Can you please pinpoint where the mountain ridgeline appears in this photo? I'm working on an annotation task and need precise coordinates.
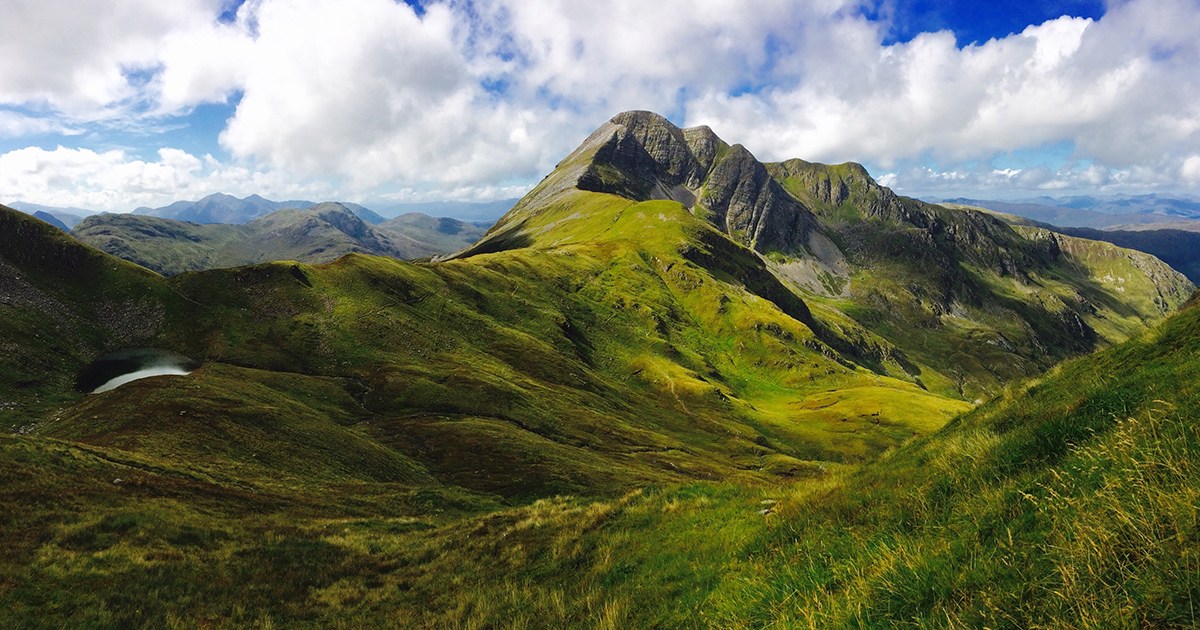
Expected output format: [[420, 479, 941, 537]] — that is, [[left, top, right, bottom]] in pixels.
[[71, 203, 486, 274], [0, 110, 1195, 627], [468, 110, 1191, 398]]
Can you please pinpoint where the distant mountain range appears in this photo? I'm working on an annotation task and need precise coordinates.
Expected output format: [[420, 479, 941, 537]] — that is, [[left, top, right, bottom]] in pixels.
[[941, 194, 1200, 229], [377, 199, 518, 222], [71, 203, 486, 275], [133, 193, 319, 224], [6, 201, 98, 229], [131, 193, 516, 224], [7, 193, 517, 230]]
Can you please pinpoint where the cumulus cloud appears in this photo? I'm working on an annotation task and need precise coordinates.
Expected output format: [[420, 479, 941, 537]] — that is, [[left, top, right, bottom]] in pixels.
[[879, 155, 1194, 199], [0, 0, 1198, 208], [0, 0, 225, 116], [0, 146, 334, 211], [688, 0, 1200, 173], [1182, 155, 1200, 185]]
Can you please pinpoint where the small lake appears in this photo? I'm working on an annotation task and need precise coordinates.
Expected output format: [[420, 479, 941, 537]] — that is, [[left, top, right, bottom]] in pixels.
[[76, 348, 200, 394]]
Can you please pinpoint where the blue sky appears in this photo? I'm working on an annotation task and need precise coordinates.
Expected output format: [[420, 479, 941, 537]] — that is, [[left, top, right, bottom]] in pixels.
[[1, 0, 1197, 211]]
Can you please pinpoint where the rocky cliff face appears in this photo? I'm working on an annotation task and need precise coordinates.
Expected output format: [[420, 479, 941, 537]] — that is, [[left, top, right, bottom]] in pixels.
[[700, 145, 820, 253], [560, 111, 828, 255]]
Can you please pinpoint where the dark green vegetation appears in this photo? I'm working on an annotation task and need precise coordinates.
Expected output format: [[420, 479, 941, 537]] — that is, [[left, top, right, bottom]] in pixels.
[[71, 204, 485, 275], [946, 202, 1200, 285], [377, 212, 487, 256], [1, 111, 1195, 627], [1051, 226, 1200, 284]]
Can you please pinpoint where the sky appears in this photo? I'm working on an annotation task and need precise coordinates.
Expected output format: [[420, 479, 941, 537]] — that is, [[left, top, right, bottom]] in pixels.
[[1, 0, 1198, 212]]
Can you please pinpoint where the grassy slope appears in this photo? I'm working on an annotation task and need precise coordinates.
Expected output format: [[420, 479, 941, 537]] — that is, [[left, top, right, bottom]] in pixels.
[[769, 161, 1193, 400], [4, 295, 1196, 627], [378, 213, 487, 256], [0, 207, 189, 423], [4, 195, 971, 493], [0, 187, 974, 626], [312, 293, 1200, 627], [69, 213, 255, 274]]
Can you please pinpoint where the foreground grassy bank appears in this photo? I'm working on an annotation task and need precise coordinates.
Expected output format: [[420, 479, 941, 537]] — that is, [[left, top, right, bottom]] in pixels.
[[4, 299, 1197, 628]]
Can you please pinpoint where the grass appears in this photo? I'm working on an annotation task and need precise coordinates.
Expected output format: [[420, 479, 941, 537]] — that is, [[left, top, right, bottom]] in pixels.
[[0, 138, 1195, 630], [766, 160, 1193, 400]]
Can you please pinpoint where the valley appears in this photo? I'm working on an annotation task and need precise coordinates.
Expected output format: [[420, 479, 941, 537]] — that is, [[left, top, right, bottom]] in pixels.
[[1, 111, 1196, 627]]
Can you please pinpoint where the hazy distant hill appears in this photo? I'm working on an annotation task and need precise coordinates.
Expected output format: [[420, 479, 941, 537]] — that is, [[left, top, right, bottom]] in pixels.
[[378, 212, 487, 255], [72, 203, 460, 274], [943, 195, 1200, 229], [1049, 193, 1200, 217], [376, 198, 518, 222], [6, 201, 96, 229], [133, 193, 318, 224], [31, 211, 69, 231]]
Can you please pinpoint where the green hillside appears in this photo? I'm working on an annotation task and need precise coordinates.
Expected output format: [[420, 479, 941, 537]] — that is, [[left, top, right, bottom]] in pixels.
[[0, 110, 1195, 627], [945, 201, 1200, 284], [379, 212, 487, 256]]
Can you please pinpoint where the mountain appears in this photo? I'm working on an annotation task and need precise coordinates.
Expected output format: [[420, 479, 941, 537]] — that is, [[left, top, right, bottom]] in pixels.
[[6, 201, 96, 228], [31, 211, 69, 231], [0, 111, 1194, 627], [1054, 192, 1200, 217], [1047, 227, 1200, 284], [375, 198, 517, 222], [337, 201, 387, 224], [71, 203, 447, 275], [133, 192, 319, 224], [944, 195, 1200, 229], [946, 202, 1200, 284], [378, 212, 487, 255], [468, 110, 1191, 399]]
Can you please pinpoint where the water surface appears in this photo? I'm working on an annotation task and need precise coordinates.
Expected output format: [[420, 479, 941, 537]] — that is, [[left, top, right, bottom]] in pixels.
[[76, 348, 199, 394]]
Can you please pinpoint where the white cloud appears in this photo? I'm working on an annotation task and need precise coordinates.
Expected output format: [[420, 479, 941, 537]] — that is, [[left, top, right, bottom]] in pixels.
[[880, 154, 1195, 199], [0, 0, 224, 116], [1, 0, 1198, 208], [683, 0, 1200, 194], [0, 146, 334, 211], [1183, 155, 1200, 185], [215, 0, 583, 193], [0, 111, 80, 137], [153, 18, 253, 114]]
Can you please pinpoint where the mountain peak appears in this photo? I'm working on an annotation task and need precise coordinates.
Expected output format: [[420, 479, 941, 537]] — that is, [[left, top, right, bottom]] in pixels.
[[608, 109, 673, 128], [200, 192, 239, 202], [472, 110, 826, 257], [574, 110, 708, 200]]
